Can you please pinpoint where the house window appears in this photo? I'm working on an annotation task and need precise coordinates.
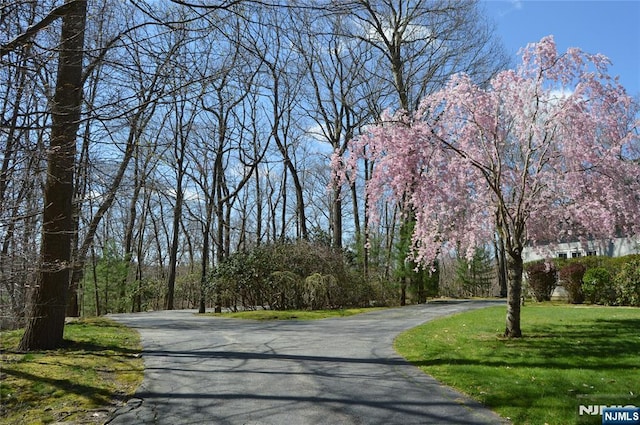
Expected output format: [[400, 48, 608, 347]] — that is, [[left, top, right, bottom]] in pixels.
[[586, 250, 597, 256], [572, 252, 582, 258], [558, 253, 568, 259]]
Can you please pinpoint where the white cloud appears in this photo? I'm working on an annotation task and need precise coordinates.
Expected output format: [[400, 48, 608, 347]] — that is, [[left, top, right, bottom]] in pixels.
[[495, 0, 524, 18]]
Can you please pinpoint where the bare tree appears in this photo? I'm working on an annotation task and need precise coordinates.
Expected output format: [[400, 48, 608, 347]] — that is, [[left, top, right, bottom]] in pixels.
[[187, 13, 267, 312], [292, 11, 373, 249], [1, 0, 513, 325], [1, 1, 58, 329], [163, 69, 195, 311], [343, 0, 508, 111], [68, 3, 184, 315], [245, 7, 311, 241]]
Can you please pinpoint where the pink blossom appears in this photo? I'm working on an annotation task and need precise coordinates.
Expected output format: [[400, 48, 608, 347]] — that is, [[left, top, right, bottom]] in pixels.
[[337, 36, 640, 268]]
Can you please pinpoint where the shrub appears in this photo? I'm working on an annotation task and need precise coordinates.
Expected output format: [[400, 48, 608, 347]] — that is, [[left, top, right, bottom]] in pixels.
[[269, 271, 302, 310], [559, 263, 586, 304], [211, 241, 381, 310], [582, 267, 615, 305], [615, 259, 640, 307], [525, 261, 557, 302], [552, 254, 640, 278]]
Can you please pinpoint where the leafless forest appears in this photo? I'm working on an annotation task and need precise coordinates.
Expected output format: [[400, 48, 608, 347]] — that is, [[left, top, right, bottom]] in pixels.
[[1, 0, 509, 332]]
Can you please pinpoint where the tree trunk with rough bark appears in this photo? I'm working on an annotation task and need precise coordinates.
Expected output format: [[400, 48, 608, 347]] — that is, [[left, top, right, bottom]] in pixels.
[[504, 249, 523, 338], [331, 189, 342, 249], [494, 235, 508, 298], [19, 0, 87, 351]]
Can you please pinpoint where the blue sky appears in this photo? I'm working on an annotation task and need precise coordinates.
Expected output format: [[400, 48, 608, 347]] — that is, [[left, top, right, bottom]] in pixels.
[[483, 0, 640, 97]]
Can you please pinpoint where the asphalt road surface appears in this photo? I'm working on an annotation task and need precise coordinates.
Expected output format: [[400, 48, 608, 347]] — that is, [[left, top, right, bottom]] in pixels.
[[107, 300, 509, 425]]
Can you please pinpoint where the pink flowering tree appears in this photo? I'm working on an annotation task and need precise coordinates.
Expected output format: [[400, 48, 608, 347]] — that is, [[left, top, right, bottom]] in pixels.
[[335, 36, 640, 337]]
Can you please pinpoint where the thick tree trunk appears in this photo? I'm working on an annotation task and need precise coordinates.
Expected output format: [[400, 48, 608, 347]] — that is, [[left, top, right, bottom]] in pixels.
[[331, 187, 342, 249], [494, 235, 508, 298], [19, 0, 86, 351], [504, 249, 523, 338]]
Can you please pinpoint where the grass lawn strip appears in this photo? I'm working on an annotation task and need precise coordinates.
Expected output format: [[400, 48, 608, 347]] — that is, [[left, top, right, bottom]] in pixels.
[[206, 307, 386, 320], [0, 318, 143, 424], [394, 304, 640, 425]]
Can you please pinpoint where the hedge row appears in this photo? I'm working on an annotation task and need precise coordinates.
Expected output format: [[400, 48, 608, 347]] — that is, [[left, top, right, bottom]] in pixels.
[[524, 254, 640, 306]]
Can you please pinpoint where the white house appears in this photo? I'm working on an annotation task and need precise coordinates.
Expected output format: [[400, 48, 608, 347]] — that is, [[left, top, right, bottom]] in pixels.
[[522, 237, 640, 263]]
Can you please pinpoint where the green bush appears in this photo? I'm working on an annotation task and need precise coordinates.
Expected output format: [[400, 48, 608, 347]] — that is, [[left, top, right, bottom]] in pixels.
[[553, 254, 640, 277], [211, 241, 386, 310], [582, 267, 615, 305], [525, 261, 557, 302], [526, 254, 640, 306], [614, 259, 640, 306], [559, 263, 586, 304]]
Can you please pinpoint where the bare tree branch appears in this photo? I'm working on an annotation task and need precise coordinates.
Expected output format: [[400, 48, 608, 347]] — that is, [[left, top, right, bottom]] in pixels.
[[0, 1, 80, 58]]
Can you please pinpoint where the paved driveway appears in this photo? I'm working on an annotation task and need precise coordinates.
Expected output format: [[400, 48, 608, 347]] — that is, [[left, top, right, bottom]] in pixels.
[[107, 300, 509, 424]]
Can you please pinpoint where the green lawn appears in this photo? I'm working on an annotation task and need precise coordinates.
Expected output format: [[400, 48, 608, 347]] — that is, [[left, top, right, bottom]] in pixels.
[[0, 318, 143, 424], [394, 304, 640, 425]]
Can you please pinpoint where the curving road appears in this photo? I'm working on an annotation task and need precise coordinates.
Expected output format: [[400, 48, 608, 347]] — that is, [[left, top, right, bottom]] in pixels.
[[107, 300, 509, 425]]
